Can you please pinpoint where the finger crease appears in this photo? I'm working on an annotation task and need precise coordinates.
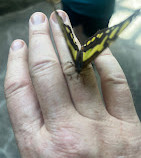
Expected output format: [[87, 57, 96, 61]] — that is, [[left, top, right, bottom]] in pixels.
[[5, 80, 32, 98]]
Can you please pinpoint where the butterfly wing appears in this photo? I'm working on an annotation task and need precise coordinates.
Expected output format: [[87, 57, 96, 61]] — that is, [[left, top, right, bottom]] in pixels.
[[80, 9, 141, 68], [54, 10, 80, 63]]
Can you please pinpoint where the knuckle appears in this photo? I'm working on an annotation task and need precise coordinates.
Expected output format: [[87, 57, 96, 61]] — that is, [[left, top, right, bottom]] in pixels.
[[103, 72, 127, 85], [31, 30, 49, 38], [30, 59, 60, 78], [4, 77, 31, 98], [62, 61, 76, 76], [62, 62, 94, 81]]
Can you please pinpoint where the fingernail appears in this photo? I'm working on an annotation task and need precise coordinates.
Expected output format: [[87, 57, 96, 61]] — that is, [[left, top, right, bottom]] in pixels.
[[31, 12, 46, 25], [11, 40, 24, 51], [51, 11, 67, 24]]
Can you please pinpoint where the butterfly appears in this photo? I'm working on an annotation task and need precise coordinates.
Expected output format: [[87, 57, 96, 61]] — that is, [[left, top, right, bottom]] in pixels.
[[49, 1, 141, 73]]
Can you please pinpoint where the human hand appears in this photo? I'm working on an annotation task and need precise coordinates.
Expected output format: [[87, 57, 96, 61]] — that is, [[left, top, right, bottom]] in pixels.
[[5, 10, 141, 158]]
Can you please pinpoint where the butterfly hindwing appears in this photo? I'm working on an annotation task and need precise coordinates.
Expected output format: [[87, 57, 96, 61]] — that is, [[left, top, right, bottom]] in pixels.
[[80, 9, 141, 68]]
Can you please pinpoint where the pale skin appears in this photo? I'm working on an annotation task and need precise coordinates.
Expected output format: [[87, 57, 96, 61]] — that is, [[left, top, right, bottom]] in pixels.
[[4, 10, 141, 158]]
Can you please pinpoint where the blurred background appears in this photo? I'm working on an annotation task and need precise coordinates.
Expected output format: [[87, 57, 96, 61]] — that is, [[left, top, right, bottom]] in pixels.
[[0, 0, 141, 157]]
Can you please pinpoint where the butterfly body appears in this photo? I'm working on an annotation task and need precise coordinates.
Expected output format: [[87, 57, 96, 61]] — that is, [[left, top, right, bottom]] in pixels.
[[75, 51, 83, 73], [49, 0, 141, 73]]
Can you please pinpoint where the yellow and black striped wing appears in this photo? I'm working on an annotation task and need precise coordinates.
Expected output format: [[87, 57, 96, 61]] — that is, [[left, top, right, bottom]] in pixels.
[[81, 9, 141, 67], [55, 10, 79, 62]]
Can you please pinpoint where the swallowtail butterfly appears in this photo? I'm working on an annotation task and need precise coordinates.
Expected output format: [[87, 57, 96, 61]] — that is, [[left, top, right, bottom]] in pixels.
[[49, 1, 141, 73]]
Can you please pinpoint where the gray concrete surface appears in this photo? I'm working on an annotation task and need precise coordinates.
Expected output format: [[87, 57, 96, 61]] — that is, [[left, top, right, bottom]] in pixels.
[[0, 0, 141, 157]]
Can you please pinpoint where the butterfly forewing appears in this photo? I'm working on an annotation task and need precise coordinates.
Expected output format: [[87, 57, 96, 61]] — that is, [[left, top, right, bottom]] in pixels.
[[55, 11, 79, 62]]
